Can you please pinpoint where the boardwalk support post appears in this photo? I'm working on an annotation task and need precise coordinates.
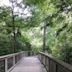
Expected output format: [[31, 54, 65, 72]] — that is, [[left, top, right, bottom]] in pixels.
[[5, 58, 8, 72], [13, 56, 15, 65]]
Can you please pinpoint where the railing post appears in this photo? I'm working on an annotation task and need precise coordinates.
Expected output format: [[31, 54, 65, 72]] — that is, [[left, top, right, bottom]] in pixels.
[[13, 56, 15, 65], [5, 58, 8, 72], [20, 53, 22, 59]]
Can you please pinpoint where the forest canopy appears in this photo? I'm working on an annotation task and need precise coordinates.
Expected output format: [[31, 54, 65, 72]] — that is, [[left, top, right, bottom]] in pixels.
[[0, 0, 72, 64]]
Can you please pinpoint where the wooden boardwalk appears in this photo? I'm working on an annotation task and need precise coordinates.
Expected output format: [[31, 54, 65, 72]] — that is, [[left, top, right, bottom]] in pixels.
[[10, 56, 46, 72]]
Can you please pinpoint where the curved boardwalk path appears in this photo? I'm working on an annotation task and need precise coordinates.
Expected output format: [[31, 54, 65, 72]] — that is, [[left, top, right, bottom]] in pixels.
[[10, 56, 46, 72]]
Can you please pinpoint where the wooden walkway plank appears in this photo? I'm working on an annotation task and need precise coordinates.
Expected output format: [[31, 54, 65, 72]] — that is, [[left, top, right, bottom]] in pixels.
[[10, 56, 46, 72]]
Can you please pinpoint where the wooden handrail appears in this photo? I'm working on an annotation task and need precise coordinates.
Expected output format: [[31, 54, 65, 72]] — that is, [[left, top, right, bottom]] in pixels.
[[0, 51, 24, 72], [39, 52, 72, 72], [0, 52, 23, 61]]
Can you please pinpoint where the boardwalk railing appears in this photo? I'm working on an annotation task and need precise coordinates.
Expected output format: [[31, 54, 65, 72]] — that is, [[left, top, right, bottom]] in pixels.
[[0, 51, 37, 72], [0, 51, 25, 72], [39, 52, 72, 72]]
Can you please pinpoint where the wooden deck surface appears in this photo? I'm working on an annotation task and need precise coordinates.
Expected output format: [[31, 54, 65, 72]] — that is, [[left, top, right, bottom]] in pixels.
[[10, 56, 46, 72]]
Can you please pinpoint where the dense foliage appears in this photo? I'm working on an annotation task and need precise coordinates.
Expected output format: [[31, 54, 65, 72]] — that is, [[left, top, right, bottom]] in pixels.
[[25, 0, 72, 64], [0, 0, 72, 64]]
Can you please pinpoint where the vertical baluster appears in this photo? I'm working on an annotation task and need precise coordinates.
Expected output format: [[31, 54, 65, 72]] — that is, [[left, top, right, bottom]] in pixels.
[[43, 55, 45, 65], [39, 54, 41, 61], [49, 59, 50, 72], [46, 57, 49, 72], [21, 53, 23, 58], [40, 54, 42, 62], [45, 56, 46, 66], [13, 56, 15, 65], [5, 58, 8, 72]]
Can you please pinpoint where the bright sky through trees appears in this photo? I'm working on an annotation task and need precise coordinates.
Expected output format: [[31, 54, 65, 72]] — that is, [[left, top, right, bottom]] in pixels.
[[0, 0, 32, 17], [0, 0, 10, 6]]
